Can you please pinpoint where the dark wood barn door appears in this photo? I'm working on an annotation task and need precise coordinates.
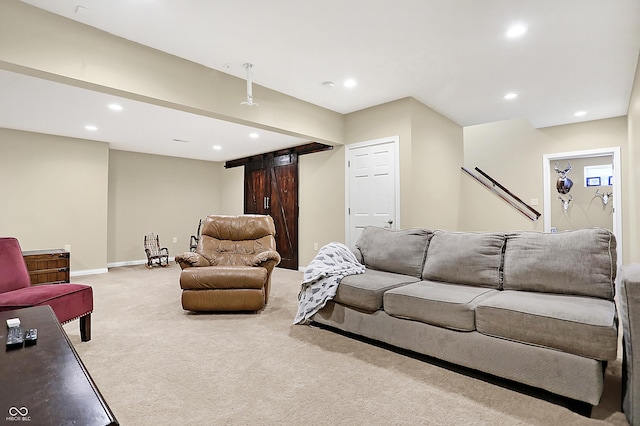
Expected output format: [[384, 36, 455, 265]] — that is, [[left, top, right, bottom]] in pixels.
[[244, 153, 299, 270]]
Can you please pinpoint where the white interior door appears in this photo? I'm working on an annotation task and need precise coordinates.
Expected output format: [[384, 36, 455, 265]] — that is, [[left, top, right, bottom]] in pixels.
[[346, 137, 399, 246]]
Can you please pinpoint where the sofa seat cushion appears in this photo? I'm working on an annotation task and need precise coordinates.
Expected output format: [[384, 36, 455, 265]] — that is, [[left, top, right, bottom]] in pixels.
[[355, 227, 432, 277], [476, 290, 618, 360], [384, 281, 499, 331], [0, 284, 93, 324], [422, 231, 505, 289], [502, 228, 616, 300], [334, 269, 420, 312], [180, 266, 267, 290]]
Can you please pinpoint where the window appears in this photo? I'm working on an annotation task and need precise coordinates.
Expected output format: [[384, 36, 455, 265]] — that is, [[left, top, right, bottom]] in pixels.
[[584, 164, 612, 187]]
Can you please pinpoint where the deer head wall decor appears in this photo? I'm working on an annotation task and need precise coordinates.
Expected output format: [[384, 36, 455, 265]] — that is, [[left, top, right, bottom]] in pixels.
[[595, 189, 612, 206], [555, 161, 573, 194], [558, 194, 573, 212]]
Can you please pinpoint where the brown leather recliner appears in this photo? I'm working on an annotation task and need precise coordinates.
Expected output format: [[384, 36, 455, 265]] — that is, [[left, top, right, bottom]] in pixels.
[[175, 215, 281, 312]]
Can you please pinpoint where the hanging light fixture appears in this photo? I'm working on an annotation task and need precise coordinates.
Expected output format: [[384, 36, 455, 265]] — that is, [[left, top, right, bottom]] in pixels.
[[241, 63, 258, 106]]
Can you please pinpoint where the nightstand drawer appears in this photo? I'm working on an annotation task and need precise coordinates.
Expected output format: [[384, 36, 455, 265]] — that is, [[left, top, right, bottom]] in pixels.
[[22, 249, 70, 285]]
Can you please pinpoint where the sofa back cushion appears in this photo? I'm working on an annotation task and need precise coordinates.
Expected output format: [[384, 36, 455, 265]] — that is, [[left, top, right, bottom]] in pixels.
[[422, 231, 506, 289], [355, 227, 432, 278], [502, 228, 616, 300]]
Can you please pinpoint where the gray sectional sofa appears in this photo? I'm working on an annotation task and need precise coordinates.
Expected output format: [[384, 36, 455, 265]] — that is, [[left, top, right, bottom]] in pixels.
[[311, 226, 619, 408], [619, 264, 640, 425]]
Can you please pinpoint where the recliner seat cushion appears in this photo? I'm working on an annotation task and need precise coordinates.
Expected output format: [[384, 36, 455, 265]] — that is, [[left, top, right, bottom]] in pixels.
[[384, 281, 499, 331], [355, 227, 432, 278], [334, 269, 420, 312], [422, 231, 505, 289], [502, 228, 616, 300], [180, 266, 268, 290], [475, 290, 618, 360]]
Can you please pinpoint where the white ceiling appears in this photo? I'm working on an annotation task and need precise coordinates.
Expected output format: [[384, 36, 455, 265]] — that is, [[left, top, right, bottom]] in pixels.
[[3, 0, 640, 162]]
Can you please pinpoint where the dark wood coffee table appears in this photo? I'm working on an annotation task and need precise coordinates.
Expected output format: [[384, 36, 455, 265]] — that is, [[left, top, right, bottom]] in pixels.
[[0, 305, 118, 425]]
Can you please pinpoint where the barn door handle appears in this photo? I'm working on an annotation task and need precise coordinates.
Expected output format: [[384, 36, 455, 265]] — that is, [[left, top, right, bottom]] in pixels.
[[266, 197, 270, 209], [264, 196, 270, 210]]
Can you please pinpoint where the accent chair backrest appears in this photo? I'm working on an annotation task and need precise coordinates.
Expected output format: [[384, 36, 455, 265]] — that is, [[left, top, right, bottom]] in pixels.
[[0, 237, 31, 293], [197, 215, 277, 266]]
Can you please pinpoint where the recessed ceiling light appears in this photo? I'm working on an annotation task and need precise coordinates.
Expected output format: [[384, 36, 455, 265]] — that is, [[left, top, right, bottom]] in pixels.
[[504, 92, 518, 100], [344, 79, 357, 88], [85, 125, 97, 131], [506, 24, 527, 38], [574, 111, 588, 117], [322, 81, 335, 88], [108, 103, 123, 111], [212, 145, 222, 151], [172, 138, 189, 143], [249, 132, 259, 139]]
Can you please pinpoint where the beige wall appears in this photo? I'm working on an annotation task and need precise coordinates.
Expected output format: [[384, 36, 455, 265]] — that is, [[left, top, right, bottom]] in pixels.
[[461, 119, 546, 232], [462, 116, 628, 257], [218, 166, 245, 216], [207, 95, 464, 267], [298, 147, 346, 266], [1, 0, 638, 269], [627, 53, 640, 263], [344, 97, 463, 231], [107, 150, 223, 264], [345, 98, 412, 228], [0, 128, 108, 272], [409, 99, 463, 230]]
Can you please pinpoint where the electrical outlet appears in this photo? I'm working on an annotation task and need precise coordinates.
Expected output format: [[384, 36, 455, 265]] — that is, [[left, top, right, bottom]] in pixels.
[[530, 198, 539, 206], [313, 243, 318, 251], [172, 237, 177, 243], [64, 244, 71, 252]]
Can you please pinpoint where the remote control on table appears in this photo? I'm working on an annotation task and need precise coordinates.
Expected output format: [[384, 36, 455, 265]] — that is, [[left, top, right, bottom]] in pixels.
[[6, 326, 24, 349], [24, 328, 37, 346]]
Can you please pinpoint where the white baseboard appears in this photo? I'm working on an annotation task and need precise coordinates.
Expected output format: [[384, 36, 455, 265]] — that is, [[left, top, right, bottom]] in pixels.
[[107, 257, 175, 269], [71, 268, 108, 277]]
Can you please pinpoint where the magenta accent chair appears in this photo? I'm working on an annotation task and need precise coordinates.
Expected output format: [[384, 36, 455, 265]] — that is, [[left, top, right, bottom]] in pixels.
[[0, 237, 93, 341]]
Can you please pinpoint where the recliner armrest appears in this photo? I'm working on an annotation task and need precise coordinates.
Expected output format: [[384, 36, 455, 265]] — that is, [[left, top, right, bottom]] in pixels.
[[175, 252, 210, 269], [619, 263, 640, 425], [252, 250, 281, 267]]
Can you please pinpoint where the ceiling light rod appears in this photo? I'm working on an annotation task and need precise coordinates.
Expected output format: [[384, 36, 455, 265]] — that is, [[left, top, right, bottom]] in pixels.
[[241, 63, 258, 107]]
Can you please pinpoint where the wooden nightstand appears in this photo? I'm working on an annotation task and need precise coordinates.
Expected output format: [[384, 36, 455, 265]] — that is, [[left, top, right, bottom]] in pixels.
[[22, 249, 70, 285]]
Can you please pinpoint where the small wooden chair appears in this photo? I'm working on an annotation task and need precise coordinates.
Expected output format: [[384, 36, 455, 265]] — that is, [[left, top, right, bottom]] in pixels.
[[189, 219, 203, 252], [144, 233, 169, 268]]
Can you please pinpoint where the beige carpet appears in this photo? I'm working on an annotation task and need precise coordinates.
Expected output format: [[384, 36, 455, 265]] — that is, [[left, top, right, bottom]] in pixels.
[[64, 265, 629, 425]]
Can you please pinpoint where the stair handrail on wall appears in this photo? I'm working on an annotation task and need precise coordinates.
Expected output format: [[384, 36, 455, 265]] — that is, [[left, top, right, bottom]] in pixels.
[[462, 166, 541, 222]]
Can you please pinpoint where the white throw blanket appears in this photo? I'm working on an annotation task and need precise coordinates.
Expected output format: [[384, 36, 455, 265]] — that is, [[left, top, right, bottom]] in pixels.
[[294, 242, 365, 325]]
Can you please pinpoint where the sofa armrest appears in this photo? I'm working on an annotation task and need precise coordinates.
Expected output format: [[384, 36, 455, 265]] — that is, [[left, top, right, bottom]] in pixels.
[[175, 252, 209, 269], [619, 264, 640, 425], [349, 245, 364, 265]]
